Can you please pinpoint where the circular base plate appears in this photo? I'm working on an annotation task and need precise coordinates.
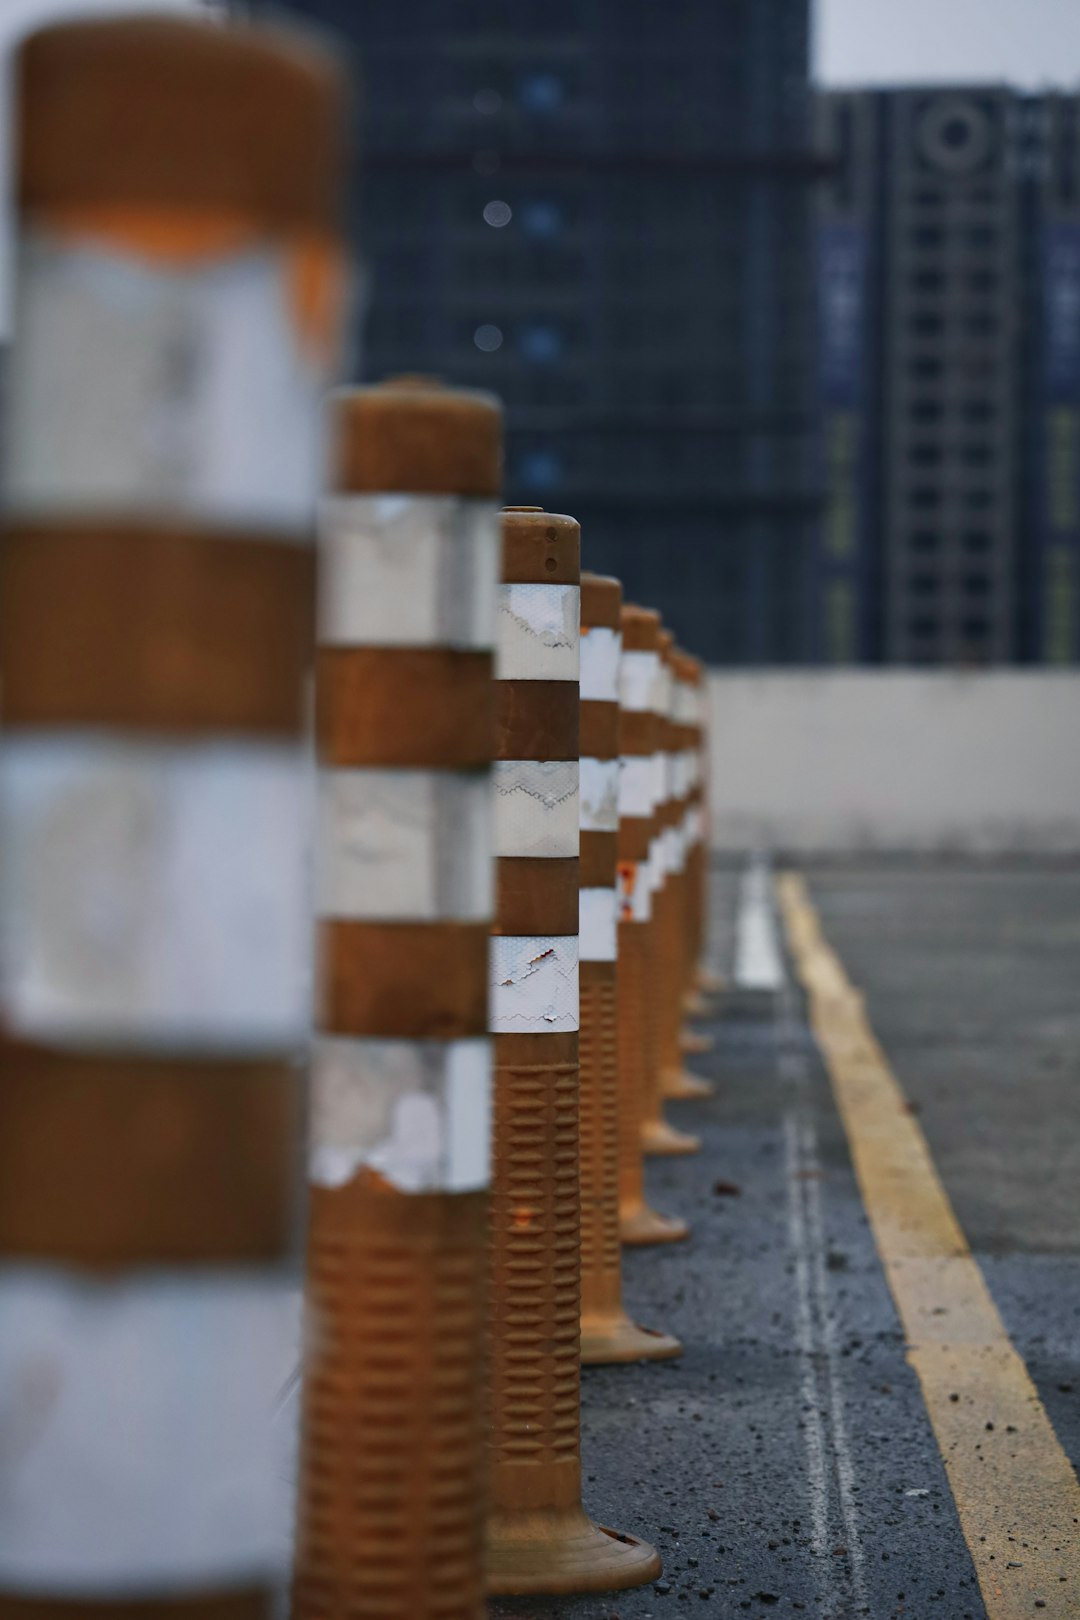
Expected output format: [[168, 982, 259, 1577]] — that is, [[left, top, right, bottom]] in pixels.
[[680, 1028, 715, 1055], [642, 1118, 701, 1157], [581, 1310, 683, 1365], [661, 1065, 714, 1101], [682, 990, 714, 1019], [487, 1506, 662, 1595], [696, 967, 726, 994], [620, 1203, 690, 1246]]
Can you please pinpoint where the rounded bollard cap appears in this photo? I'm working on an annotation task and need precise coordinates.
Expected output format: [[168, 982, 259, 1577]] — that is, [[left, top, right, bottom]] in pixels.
[[581, 571, 622, 629], [17, 15, 346, 231], [621, 603, 660, 650], [333, 377, 504, 497], [501, 506, 579, 584]]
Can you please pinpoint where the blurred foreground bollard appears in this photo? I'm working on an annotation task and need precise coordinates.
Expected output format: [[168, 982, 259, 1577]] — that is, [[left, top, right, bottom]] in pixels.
[[578, 575, 681, 1366], [294, 379, 502, 1620], [0, 16, 344, 1614], [487, 512, 660, 1594], [640, 632, 700, 1157], [685, 656, 721, 1000], [616, 608, 689, 1247], [661, 650, 714, 1100]]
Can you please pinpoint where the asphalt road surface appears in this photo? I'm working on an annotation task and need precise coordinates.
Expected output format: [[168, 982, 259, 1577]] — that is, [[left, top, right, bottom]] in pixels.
[[492, 859, 1080, 1620]]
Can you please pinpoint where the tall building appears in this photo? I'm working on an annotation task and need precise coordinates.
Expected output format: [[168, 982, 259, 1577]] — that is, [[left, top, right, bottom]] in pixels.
[[817, 86, 1080, 665], [242, 0, 820, 663]]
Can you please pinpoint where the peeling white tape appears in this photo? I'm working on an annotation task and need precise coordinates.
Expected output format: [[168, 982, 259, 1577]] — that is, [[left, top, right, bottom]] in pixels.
[[489, 935, 579, 1033], [579, 887, 617, 962], [496, 583, 579, 681], [580, 756, 619, 832], [0, 1265, 299, 1592], [4, 233, 333, 533], [0, 735, 310, 1050], [619, 649, 658, 712], [493, 760, 579, 859], [310, 1036, 491, 1193], [318, 494, 499, 649], [317, 768, 492, 921], [580, 626, 621, 702]]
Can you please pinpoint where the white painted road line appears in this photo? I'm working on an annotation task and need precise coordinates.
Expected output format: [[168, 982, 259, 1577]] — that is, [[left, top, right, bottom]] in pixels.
[[735, 853, 784, 991]]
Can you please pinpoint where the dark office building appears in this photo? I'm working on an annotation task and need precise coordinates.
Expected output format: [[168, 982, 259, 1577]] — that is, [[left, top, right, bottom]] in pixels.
[[243, 0, 820, 663], [816, 86, 1080, 665]]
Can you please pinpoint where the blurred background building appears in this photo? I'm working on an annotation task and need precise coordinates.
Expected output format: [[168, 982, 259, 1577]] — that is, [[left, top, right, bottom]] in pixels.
[[241, 0, 822, 664], [816, 86, 1080, 665]]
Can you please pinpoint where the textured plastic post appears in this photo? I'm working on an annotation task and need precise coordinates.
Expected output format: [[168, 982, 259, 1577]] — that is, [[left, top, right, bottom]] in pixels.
[[0, 17, 345, 1616], [578, 575, 682, 1365], [293, 377, 503, 1620], [660, 649, 714, 1101], [486, 513, 661, 1594], [688, 657, 723, 997], [616, 608, 690, 1247], [639, 631, 700, 1157]]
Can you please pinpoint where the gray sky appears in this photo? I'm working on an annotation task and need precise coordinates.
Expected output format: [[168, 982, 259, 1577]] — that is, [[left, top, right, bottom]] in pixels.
[[815, 0, 1080, 88]]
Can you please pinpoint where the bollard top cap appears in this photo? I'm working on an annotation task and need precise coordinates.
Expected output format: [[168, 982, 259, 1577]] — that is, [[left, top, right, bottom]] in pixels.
[[621, 604, 660, 650], [501, 507, 579, 585], [17, 15, 346, 233], [333, 378, 504, 496], [581, 572, 622, 630]]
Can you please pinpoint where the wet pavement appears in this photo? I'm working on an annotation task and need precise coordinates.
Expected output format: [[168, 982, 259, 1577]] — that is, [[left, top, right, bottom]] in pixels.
[[492, 860, 1080, 1620]]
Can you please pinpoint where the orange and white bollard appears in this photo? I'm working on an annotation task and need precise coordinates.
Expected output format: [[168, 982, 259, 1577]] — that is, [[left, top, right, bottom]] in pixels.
[[293, 379, 503, 1619], [487, 512, 661, 1594], [578, 575, 681, 1365], [616, 607, 690, 1246], [0, 17, 344, 1614], [641, 631, 700, 1157], [662, 650, 715, 1096]]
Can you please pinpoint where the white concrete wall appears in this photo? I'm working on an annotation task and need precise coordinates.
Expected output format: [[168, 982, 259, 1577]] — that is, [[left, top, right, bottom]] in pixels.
[[707, 671, 1080, 854]]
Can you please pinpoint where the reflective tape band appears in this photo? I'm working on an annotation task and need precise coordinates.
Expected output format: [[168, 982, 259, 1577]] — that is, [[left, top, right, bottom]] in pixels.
[[493, 759, 579, 859], [618, 752, 664, 818], [310, 1036, 491, 1193], [317, 767, 493, 922], [619, 648, 658, 712], [579, 626, 620, 702], [0, 734, 309, 1050], [652, 661, 673, 717], [580, 755, 619, 833], [617, 859, 651, 922], [489, 934, 579, 1033], [0, 1265, 299, 1591], [579, 886, 617, 963], [4, 231, 335, 533], [495, 582, 579, 681], [317, 494, 499, 650]]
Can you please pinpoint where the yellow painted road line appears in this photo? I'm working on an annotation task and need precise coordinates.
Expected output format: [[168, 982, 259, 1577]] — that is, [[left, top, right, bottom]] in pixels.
[[776, 871, 1080, 1620]]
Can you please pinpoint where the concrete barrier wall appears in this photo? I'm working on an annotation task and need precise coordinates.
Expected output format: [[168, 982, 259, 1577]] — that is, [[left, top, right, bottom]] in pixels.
[[707, 671, 1080, 854]]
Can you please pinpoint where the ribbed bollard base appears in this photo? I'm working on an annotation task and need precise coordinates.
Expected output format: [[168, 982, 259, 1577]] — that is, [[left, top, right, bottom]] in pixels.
[[486, 1506, 662, 1595], [680, 1029, 715, 1056], [661, 1063, 714, 1100], [0, 1599, 270, 1618], [581, 1308, 682, 1364], [294, 1178, 488, 1620]]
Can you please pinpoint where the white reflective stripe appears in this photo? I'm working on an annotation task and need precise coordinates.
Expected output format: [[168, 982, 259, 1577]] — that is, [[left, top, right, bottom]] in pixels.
[[579, 887, 617, 962], [490, 935, 579, 1033], [674, 682, 696, 724], [496, 583, 579, 680], [617, 859, 651, 922], [0, 1266, 298, 1591], [310, 1036, 491, 1193], [618, 753, 664, 818], [0, 735, 310, 1051], [579, 626, 620, 702], [687, 805, 703, 843], [619, 649, 657, 711], [644, 839, 665, 896], [669, 823, 687, 875], [318, 494, 498, 650], [579, 756, 619, 833], [4, 232, 332, 532], [317, 768, 492, 921], [652, 661, 674, 717], [493, 760, 578, 858]]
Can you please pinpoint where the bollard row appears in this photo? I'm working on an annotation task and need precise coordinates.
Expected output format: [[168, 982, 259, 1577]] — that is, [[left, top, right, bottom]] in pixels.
[[0, 16, 721, 1617]]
